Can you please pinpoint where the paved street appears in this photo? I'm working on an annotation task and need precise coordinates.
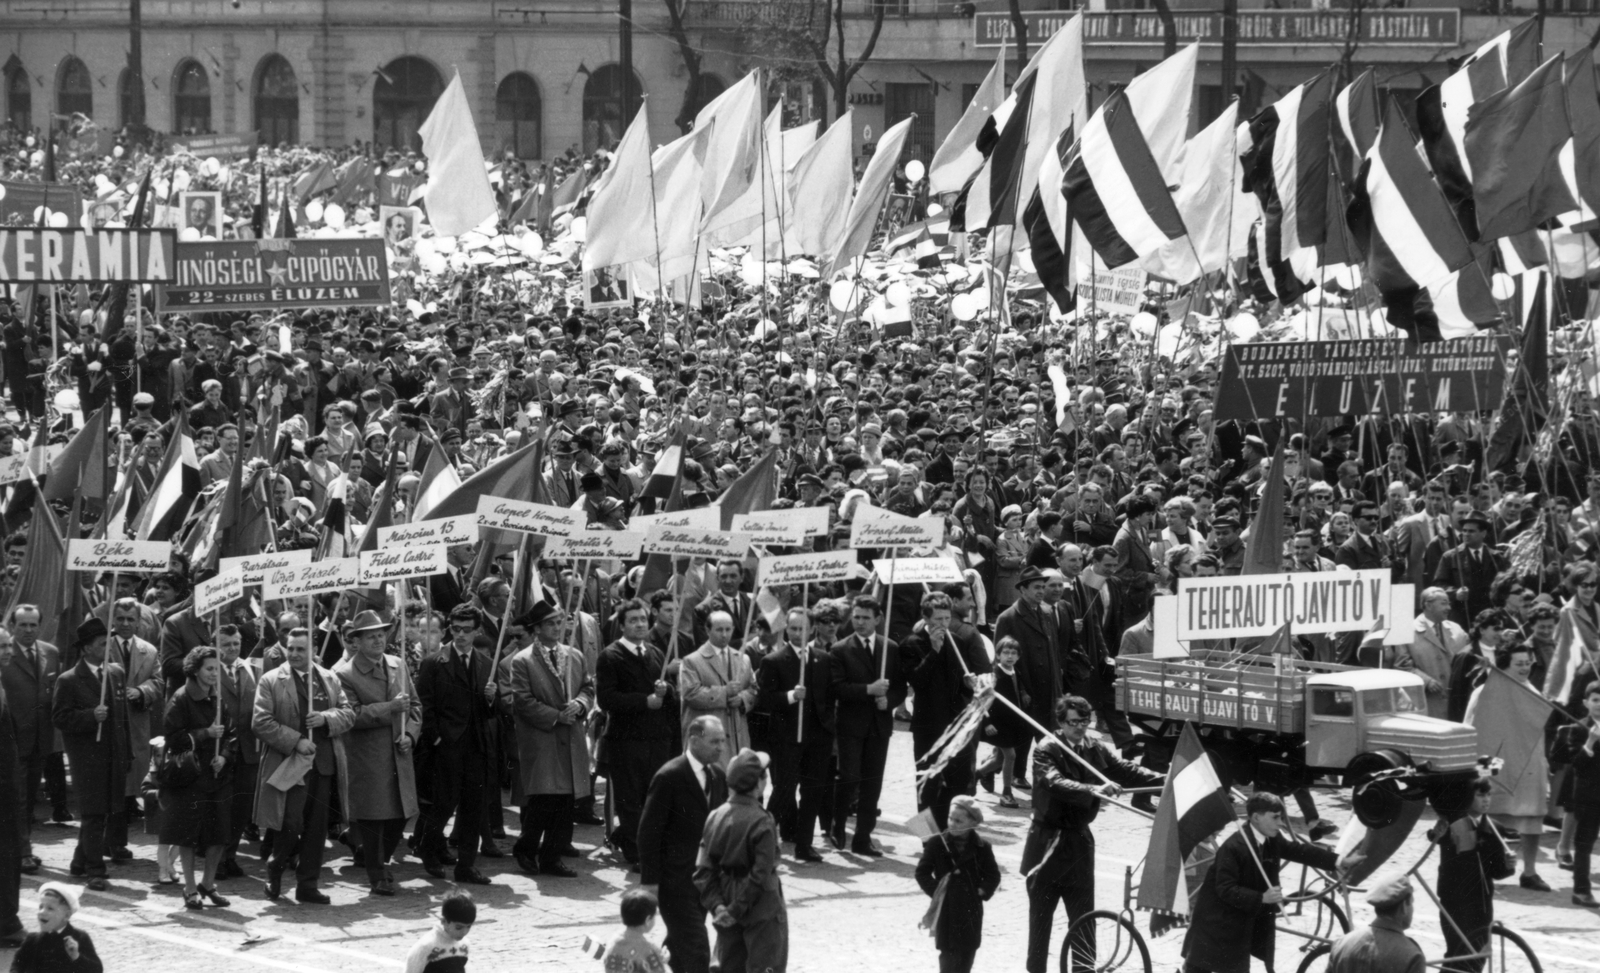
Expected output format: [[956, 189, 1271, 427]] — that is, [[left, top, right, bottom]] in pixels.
[[4, 727, 1597, 973]]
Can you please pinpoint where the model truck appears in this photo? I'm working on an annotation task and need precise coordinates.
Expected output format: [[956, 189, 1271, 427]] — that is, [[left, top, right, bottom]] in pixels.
[[1115, 650, 1489, 826]]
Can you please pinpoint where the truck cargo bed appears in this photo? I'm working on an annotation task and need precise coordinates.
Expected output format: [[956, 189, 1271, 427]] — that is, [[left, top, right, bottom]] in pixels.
[[1115, 651, 1359, 735]]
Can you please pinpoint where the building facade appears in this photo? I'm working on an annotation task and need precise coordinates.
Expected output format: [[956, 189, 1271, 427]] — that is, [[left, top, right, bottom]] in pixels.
[[1, 0, 1595, 164]]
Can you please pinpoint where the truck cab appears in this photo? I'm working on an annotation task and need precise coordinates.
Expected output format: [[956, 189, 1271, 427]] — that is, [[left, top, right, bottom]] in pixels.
[[1304, 669, 1480, 774]]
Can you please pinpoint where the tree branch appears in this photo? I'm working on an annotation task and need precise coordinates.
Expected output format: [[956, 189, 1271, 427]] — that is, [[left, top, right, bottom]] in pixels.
[[660, 0, 704, 133]]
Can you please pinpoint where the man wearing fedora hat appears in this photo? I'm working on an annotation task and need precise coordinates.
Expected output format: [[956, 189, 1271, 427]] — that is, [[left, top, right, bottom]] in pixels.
[[431, 366, 473, 437], [507, 601, 595, 878], [51, 619, 133, 892], [333, 611, 420, 897]]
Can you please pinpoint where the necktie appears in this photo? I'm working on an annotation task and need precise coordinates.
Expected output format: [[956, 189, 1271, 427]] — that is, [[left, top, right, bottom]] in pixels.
[[548, 646, 560, 672], [1435, 622, 1446, 646]]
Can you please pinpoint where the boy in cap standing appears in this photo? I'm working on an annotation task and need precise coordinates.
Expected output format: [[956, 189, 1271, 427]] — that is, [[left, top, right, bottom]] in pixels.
[[694, 748, 786, 973]]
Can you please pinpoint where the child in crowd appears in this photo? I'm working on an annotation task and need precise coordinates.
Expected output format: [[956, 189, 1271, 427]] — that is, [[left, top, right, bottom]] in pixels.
[[604, 888, 669, 972], [976, 637, 1031, 808], [404, 892, 476, 973], [10, 882, 101, 973], [915, 795, 1001, 973]]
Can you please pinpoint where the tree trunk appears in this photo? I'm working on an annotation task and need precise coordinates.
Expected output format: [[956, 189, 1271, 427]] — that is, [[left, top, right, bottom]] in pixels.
[[1008, 0, 1029, 77], [661, 0, 704, 133], [1148, 0, 1178, 57]]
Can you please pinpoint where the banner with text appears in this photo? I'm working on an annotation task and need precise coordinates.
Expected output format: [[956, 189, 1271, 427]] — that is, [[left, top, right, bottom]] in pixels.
[[1214, 336, 1512, 421], [1176, 569, 1389, 640], [360, 544, 449, 583], [67, 539, 171, 572], [643, 526, 751, 559], [850, 507, 945, 549], [172, 132, 259, 158], [0, 229, 176, 283], [158, 238, 390, 312], [974, 9, 1460, 48], [871, 557, 966, 585], [264, 557, 361, 600], [731, 512, 807, 546], [378, 516, 475, 549], [219, 548, 314, 585], [630, 507, 721, 533], [545, 530, 645, 560], [0, 444, 64, 485], [195, 571, 244, 616], [757, 551, 860, 588], [474, 496, 584, 537]]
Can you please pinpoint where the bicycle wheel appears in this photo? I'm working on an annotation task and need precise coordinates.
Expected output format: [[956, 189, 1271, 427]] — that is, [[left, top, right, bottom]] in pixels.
[[1060, 909, 1152, 973], [1296, 943, 1332, 973], [1276, 892, 1350, 951], [1488, 924, 1541, 973]]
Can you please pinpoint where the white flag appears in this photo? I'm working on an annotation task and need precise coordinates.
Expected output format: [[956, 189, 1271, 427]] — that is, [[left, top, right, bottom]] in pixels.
[[417, 70, 498, 237]]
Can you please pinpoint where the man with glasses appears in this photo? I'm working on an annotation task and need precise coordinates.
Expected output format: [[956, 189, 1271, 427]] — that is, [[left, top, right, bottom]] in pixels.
[[1435, 514, 1507, 628], [1336, 501, 1391, 572], [1020, 694, 1162, 973]]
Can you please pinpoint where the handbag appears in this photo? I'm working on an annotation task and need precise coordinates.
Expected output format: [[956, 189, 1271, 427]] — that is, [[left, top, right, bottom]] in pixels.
[[157, 746, 201, 789]]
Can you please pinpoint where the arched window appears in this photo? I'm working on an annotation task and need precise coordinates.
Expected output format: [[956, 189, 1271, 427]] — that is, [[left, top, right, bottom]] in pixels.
[[173, 60, 211, 134], [255, 55, 299, 146], [688, 73, 726, 119], [495, 73, 541, 160], [56, 56, 91, 124], [4, 58, 28, 132], [373, 56, 443, 151], [118, 68, 145, 130], [582, 64, 641, 154]]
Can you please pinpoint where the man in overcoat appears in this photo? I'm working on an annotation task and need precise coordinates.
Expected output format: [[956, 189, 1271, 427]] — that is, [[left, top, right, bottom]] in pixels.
[[215, 625, 259, 879], [333, 611, 421, 897], [106, 598, 162, 815], [51, 619, 132, 891], [1, 604, 64, 871]]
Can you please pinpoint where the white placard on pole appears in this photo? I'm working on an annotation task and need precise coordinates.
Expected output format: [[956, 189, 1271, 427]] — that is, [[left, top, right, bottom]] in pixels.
[[263, 557, 361, 600], [218, 548, 314, 585], [630, 506, 721, 534], [869, 557, 964, 585], [474, 495, 584, 537], [67, 539, 172, 572], [1384, 583, 1416, 646], [731, 512, 807, 546], [1151, 594, 1187, 659], [194, 571, 245, 616], [642, 526, 752, 559], [358, 543, 450, 583], [378, 515, 476, 549], [545, 529, 645, 560], [757, 551, 860, 588], [850, 506, 945, 549]]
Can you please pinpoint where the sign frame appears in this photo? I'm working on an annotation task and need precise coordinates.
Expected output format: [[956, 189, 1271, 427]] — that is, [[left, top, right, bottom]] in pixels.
[[0, 228, 177, 283], [1176, 569, 1390, 640], [757, 551, 860, 588], [157, 237, 391, 312], [66, 539, 172, 572], [218, 548, 314, 585]]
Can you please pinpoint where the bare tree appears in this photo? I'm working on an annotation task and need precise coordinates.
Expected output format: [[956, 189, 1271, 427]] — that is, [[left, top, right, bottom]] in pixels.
[[1008, 0, 1029, 77], [660, 0, 706, 133], [1149, 0, 1178, 56], [811, 0, 888, 121], [742, 0, 887, 123]]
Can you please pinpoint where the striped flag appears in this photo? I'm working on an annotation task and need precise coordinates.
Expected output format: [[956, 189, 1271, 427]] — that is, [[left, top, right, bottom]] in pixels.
[[1335, 68, 1381, 169], [1022, 126, 1075, 312], [1546, 578, 1599, 705], [410, 437, 463, 522], [313, 475, 350, 560], [1463, 54, 1574, 240], [642, 427, 688, 501], [928, 36, 1007, 195], [578, 935, 606, 960], [1137, 722, 1235, 936], [1559, 49, 1600, 230], [1063, 87, 1186, 269], [1472, 665, 1556, 818], [132, 412, 201, 541], [951, 71, 1037, 232], [1142, 102, 1251, 286], [1243, 68, 1335, 276]]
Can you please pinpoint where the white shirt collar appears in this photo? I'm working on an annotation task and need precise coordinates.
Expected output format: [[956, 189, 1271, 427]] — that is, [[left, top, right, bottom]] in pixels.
[[686, 751, 708, 785], [1250, 824, 1274, 846]]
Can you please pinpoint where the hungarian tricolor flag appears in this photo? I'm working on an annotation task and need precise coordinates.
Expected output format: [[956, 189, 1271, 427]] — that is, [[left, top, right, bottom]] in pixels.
[[132, 411, 201, 541], [1137, 723, 1236, 937]]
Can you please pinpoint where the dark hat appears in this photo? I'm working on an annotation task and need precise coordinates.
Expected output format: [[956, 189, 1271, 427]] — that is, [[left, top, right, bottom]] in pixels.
[[1018, 566, 1047, 588], [343, 610, 390, 634], [1329, 424, 1354, 440], [1461, 513, 1492, 531], [797, 473, 825, 490], [75, 617, 107, 647], [439, 427, 463, 444], [579, 471, 604, 490], [726, 748, 770, 794], [557, 399, 583, 418], [553, 438, 577, 455], [1212, 516, 1242, 530], [513, 601, 560, 629], [1366, 875, 1413, 909], [448, 366, 471, 381], [1244, 435, 1267, 453]]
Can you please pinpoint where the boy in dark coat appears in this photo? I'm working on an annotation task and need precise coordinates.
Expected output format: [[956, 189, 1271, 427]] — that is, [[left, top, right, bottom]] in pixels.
[[1182, 792, 1360, 973], [1551, 679, 1600, 908], [1430, 779, 1516, 970], [915, 795, 1001, 973]]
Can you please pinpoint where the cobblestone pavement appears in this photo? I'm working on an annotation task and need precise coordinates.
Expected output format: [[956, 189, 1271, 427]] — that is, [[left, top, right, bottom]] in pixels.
[[3, 729, 1597, 973]]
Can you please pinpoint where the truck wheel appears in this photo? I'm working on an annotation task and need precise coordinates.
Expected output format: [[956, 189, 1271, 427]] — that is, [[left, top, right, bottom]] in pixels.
[[1344, 748, 1413, 789], [1347, 749, 1413, 828]]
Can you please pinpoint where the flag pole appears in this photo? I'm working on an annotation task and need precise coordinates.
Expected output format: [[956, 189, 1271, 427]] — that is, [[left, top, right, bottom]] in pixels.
[[987, 691, 1156, 820]]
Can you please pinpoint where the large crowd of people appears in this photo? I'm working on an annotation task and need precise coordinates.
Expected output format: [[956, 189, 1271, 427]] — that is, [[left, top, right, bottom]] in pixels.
[[0, 116, 1598, 973]]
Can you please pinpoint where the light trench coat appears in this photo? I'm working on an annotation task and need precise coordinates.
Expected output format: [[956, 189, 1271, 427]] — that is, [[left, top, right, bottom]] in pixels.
[[250, 662, 356, 831]]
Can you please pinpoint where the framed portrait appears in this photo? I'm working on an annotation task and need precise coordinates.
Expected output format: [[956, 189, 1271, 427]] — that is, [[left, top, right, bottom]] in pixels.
[[584, 264, 632, 310], [179, 190, 224, 238], [378, 205, 420, 248]]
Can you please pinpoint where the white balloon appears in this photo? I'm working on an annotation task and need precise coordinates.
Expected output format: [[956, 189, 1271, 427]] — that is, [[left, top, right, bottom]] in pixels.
[[927, 202, 944, 217], [48, 211, 69, 228], [829, 280, 862, 311], [421, 251, 448, 275], [113, 144, 125, 158], [53, 389, 80, 414], [32, 206, 48, 223], [94, 174, 114, 193], [971, 285, 991, 310], [202, 157, 221, 177], [753, 319, 776, 339], [0, 183, 7, 201], [178, 226, 201, 242], [905, 159, 926, 183], [569, 216, 586, 242], [23, 136, 34, 148], [171, 169, 192, 193], [304, 199, 325, 223], [1225, 312, 1260, 341], [885, 281, 911, 307], [1491, 272, 1515, 301], [324, 203, 346, 229], [951, 292, 980, 322], [1129, 311, 1158, 337]]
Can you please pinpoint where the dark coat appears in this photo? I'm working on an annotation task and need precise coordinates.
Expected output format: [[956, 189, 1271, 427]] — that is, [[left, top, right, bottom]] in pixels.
[[902, 629, 992, 734], [637, 754, 728, 888], [915, 833, 1001, 953], [1433, 813, 1514, 950], [1335, 532, 1388, 572], [51, 660, 133, 818], [828, 632, 906, 740], [415, 646, 498, 775], [994, 600, 1063, 726], [1182, 827, 1339, 973], [1552, 717, 1600, 809], [1, 640, 62, 757], [1433, 544, 1508, 628], [595, 641, 679, 742], [757, 642, 836, 744], [8, 925, 103, 973]]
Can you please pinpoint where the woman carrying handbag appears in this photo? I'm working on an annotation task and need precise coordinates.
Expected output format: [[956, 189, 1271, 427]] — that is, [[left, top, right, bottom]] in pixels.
[[160, 646, 236, 910]]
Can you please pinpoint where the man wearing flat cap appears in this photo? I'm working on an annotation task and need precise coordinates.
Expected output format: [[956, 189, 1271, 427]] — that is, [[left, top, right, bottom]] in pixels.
[[1325, 876, 1425, 973], [1434, 513, 1507, 629], [507, 601, 594, 879], [695, 748, 787, 973], [51, 619, 132, 891], [332, 611, 420, 897]]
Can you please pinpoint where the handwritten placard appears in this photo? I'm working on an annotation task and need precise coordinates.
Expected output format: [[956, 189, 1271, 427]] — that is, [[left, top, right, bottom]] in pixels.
[[871, 557, 966, 585], [0, 444, 64, 485], [850, 507, 945, 549], [67, 539, 172, 572], [789, 505, 832, 538], [359, 543, 450, 582], [731, 512, 807, 546], [642, 526, 752, 559], [474, 495, 583, 537], [545, 530, 645, 560], [630, 506, 720, 533], [195, 571, 244, 616], [263, 557, 361, 600], [757, 551, 859, 588], [218, 548, 313, 585], [378, 515, 475, 549]]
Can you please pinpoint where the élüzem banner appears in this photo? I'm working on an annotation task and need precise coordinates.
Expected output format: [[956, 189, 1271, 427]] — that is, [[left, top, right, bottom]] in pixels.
[[157, 238, 390, 311], [1213, 336, 1512, 421], [1176, 569, 1390, 640], [0, 229, 176, 282]]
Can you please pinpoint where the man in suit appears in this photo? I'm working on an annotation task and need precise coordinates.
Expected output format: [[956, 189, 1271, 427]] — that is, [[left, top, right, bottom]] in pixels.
[[51, 619, 132, 892], [214, 625, 259, 879], [160, 596, 217, 693], [1111, 495, 1161, 628], [1403, 589, 1469, 717], [1395, 485, 1455, 609], [694, 559, 752, 647], [106, 599, 161, 819], [902, 592, 991, 831], [828, 594, 906, 857], [430, 366, 473, 437], [415, 604, 499, 885], [1182, 792, 1357, 973], [596, 597, 679, 865], [995, 567, 1065, 786], [759, 607, 837, 863], [1021, 694, 1163, 973], [638, 715, 728, 973], [2, 605, 65, 870], [1336, 500, 1392, 572], [1435, 514, 1508, 629]]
